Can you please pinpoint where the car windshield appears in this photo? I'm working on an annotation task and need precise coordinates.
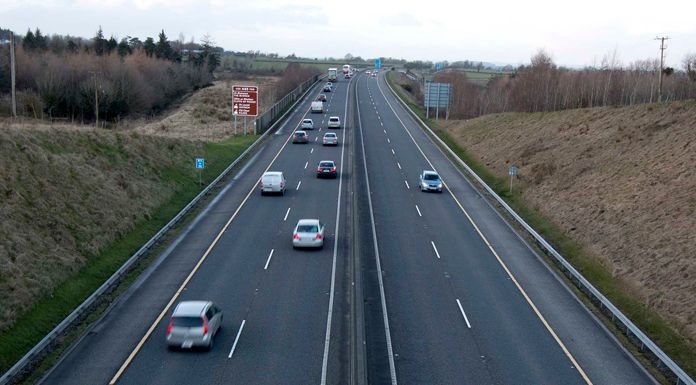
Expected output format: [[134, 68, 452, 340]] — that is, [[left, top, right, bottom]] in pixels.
[[424, 173, 439, 181], [330, 118, 338, 121], [304, 120, 311, 123], [297, 225, 318, 233], [172, 316, 203, 328], [320, 162, 334, 167]]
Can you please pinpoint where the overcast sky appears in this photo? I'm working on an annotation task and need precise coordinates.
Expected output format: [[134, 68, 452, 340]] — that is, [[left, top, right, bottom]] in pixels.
[[4, 0, 696, 68]]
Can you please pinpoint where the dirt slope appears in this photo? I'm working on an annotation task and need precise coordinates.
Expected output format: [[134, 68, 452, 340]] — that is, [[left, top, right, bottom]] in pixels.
[[440, 101, 696, 340]]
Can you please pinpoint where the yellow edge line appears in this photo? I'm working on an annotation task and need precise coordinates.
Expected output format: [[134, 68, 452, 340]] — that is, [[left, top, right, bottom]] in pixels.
[[108, 99, 311, 385], [376, 76, 593, 385]]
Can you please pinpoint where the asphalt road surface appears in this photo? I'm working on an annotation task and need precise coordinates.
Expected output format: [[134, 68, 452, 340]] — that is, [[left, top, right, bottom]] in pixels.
[[38, 71, 657, 385]]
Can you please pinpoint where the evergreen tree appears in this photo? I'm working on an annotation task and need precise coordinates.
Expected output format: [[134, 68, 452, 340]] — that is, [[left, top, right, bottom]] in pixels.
[[93, 26, 107, 55], [23, 29, 36, 51], [34, 28, 48, 51], [117, 37, 131, 57], [143, 37, 156, 57], [107, 36, 118, 54], [66, 39, 79, 54], [155, 30, 173, 60], [128, 36, 142, 50]]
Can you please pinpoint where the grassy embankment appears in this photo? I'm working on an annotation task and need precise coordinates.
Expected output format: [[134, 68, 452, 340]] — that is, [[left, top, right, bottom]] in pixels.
[[385, 71, 696, 381], [0, 123, 256, 374]]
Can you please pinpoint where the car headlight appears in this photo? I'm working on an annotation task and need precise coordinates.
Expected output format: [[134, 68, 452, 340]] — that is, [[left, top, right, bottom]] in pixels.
[[437, 183, 442, 188]]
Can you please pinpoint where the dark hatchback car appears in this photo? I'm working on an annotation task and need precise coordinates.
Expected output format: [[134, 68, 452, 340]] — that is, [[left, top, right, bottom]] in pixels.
[[292, 130, 309, 144], [316, 160, 337, 178], [317, 94, 327, 102]]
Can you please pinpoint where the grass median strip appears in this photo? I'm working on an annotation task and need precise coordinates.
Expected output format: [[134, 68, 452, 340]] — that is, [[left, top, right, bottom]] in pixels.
[[0, 133, 257, 376], [385, 71, 695, 381]]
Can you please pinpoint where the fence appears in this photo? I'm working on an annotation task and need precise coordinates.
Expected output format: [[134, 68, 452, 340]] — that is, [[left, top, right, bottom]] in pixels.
[[384, 76, 695, 385], [0, 74, 323, 385]]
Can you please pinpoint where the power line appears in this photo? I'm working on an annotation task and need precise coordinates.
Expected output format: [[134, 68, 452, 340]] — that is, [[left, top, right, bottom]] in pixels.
[[655, 36, 669, 103]]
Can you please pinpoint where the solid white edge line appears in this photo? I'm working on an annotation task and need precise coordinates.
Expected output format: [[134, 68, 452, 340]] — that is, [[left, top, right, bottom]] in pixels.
[[296, 180, 301, 190], [415, 205, 422, 217], [320, 76, 350, 385], [284, 207, 291, 221], [228, 320, 246, 358], [356, 73, 399, 385], [431, 241, 441, 259], [264, 249, 274, 270], [404, 180, 410, 189], [456, 299, 472, 329]]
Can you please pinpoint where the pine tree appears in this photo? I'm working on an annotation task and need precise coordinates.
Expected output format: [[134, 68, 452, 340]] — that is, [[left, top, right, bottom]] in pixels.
[[34, 28, 48, 51], [155, 30, 173, 60], [143, 37, 155, 57], [94, 26, 107, 55], [23, 29, 36, 51], [117, 37, 131, 57]]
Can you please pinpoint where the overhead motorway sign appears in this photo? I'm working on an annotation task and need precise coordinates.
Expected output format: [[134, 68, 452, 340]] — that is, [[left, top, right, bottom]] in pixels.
[[375, 58, 381, 69], [195, 158, 205, 169], [232, 85, 259, 117]]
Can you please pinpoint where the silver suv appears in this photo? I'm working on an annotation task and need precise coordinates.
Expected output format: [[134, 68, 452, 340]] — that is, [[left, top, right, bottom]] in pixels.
[[166, 301, 223, 350]]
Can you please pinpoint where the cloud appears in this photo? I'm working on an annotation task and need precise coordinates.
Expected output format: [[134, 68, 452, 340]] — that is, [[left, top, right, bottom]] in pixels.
[[379, 12, 421, 28]]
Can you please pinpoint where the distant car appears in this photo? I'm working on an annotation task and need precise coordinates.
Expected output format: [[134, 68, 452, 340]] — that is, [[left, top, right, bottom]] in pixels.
[[292, 219, 325, 249], [323, 84, 332, 92], [322, 132, 338, 146], [419, 170, 443, 192], [260, 171, 286, 195], [166, 301, 222, 350], [344, 74, 350, 79], [327, 116, 341, 129], [302, 118, 314, 130], [317, 94, 327, 102], [317, 160, 337, 178], [292, 130, 309, 144]]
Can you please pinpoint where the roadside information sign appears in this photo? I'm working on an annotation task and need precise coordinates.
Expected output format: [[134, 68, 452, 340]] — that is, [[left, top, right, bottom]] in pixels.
[[508, 165, 518, 176], [232, 85, 259, 117], [196, 158, 205, 169], [375, 58, 381, 69]]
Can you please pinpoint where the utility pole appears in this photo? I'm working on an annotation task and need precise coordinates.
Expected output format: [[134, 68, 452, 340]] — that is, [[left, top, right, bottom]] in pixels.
[[655, 36, 669, 103], [10, 31, 17, 118], [89, 71, 100, 128]]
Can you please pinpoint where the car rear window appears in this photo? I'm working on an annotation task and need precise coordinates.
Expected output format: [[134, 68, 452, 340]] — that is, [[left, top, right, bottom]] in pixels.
[[303, 120, 311, 123], [320, 162, 334, 167], [324, 134, 336, 138], [424, 173, 439, 180], [297, 225, 319, 233], [172, 316, 202, 327], [295, 132, 306, 136], [330, 118, 339, 121]]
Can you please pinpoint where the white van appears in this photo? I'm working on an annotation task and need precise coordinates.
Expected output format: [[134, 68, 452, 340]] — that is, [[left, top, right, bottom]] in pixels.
[[311, 101, 323, 113], [260, 171, 286, 195]]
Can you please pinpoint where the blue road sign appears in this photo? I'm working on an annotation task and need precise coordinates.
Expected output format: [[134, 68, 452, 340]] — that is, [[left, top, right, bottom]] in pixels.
[[375, 58, 381, 69], [435, 63, 442, 71], [196, 158, 205, 169]]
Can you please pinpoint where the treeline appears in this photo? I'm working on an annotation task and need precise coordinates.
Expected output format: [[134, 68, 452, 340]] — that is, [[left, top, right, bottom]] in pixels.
[[275, 62, 321, 97], [0, 27, 223, 122], [433, 50, 696, 118]]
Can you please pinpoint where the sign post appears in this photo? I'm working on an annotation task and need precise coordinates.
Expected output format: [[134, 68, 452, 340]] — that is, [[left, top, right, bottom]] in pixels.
[[375, 58, 381, 69], [196, 158, 205, 188], [508, 165, 518, 194], [233, 85, 259, 136]]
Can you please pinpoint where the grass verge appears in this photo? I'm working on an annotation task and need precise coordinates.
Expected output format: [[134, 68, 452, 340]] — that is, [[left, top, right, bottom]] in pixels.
[[385, 71, 696, 382], [0, 134, 257, 376]]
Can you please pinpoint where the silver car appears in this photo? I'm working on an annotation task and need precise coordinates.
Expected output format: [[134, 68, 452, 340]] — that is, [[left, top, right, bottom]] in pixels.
[[419, 170, 443, 192], [327, 116, 341, 129], [166, 301, 223, 350], [322, 132, 338, 146], [292, 219, 325, 249], [301, 118, 314, 130]]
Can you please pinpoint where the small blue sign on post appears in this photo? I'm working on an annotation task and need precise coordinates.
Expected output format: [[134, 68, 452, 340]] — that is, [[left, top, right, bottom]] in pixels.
[[375, 58, 381, 69], [435, 62, 442, 71], [508, 165, 518, 193], [195, 158, 205, 169]]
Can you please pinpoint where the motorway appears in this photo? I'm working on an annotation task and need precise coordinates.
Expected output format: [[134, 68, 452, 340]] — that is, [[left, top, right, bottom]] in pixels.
[[37, 71, 657, 385]]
